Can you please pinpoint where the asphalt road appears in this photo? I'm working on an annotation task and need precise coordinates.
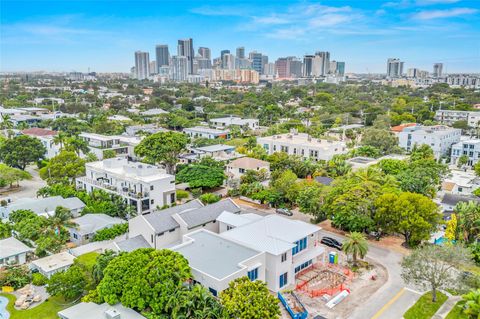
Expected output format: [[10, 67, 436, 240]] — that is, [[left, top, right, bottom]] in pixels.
[[239, 204, 422, 319]]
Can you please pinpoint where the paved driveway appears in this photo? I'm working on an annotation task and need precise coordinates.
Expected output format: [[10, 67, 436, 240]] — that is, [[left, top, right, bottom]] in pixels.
[[1, 165, 46, 201]]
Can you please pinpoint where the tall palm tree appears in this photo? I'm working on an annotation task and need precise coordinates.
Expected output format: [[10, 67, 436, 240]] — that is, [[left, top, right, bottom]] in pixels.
[[47, 206, 77, 236], [342, 232, 369, 266], [462, 289, 480, 318], [53, 132, 67, 150], [64, 136, 90, 156], [0, 114, 14, 138], [455, 201, 480, 242]]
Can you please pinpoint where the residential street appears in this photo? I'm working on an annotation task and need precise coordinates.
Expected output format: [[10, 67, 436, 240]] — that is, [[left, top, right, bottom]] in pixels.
[[1, 165, 46, 201]]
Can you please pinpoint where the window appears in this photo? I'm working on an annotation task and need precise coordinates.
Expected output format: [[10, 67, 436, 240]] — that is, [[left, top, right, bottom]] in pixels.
[[209, 287, 217, 297], [281, 252, 287, 262], [294, 260, 313, 273], [151, 199, 154, 204], [279, 272, 288, 288], [239, 168, 245, 173], [248, 268, 258, 281], [150, 185, 154, 191], [73, 233, 78, 239], [227, 225, 234, 231], [292, 237, 308, 256]]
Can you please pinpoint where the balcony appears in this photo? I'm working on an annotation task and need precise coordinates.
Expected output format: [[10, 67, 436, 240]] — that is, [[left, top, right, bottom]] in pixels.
[[77, 176, 149, 199]]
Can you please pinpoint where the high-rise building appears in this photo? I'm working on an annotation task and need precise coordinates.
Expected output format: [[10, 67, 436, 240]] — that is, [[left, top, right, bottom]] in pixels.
[[249, 51, 263, 74], [220, 50, 230, 69], [236, 47, 245, 59], [261, 55, 269, 74], [312, 51, 330, 76], [387, 58, 404, 78], [336, 62, 345, 76], [198, 47, 211, 60], [196, 56, 212, 70], [303, 55, 314, 77], [263, 63, 276, 76], [222, 53, 235, 70], [275, 58, 288, 78], [433, 63, 443, 78], [155, 45, 169, 72], [134, 51, 150, 80], [149, 61, 157, 75], [177, 38, 194, 74], [170, 55, 188, 82]]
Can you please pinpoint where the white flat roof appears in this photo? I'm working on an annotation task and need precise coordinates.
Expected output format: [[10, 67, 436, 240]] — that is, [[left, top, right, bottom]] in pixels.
[[258, 133, 346, 150], [31, 252, 75, 272], [79, 132, 119, 142], [217, 212, 262, 227], [183, 126, 229, 134], [221, 215, 320, 255], [0, 237, 32, 259]]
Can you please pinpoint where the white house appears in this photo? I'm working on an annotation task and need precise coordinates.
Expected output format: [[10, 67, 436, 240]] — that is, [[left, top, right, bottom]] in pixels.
[[21, 128, 61, 159], [451, 139, 480, 167], [180, 144, 241, 164], [0, 237, 32, 266], [79, 133, 129, 160], [69, 214, 126, 245], [209, 116, 259, 131], [257, 131, 347, 161], [396, 125, 461, 159], [58, 302, 146, 319], [226, 157, 270, 180], [219, 214, 323, 292], [76, 157, 176, 215], [183, 126, 230, 140], [128, 199, 240, 249], [172, 229, 265, 296], [0, 196, 86, 220], [31, 252, 75, 278]]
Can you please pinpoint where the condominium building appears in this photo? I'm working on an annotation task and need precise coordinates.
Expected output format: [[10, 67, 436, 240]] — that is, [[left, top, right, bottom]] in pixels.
[[183, 126, 230, 139], [209, 116, 259, 130], [387, 58, 404, 78], [79, 133, 129, 160], [76, 157, 176, 215], [177, 38, 194, 74], [396, 125, 461, 159], [155, 44, 170, 71], [435, 110, 480, 127], [134, 51, 150, 80], [433, 63, 443, 78], [170, 55, 188, 82], [451, 139, 480, 167], [257, 131, 348, 161]]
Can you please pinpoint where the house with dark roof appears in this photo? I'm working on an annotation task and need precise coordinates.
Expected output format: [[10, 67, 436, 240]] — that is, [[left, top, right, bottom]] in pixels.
[[128, 198, 241, 249], [440, 193, 480, 214]]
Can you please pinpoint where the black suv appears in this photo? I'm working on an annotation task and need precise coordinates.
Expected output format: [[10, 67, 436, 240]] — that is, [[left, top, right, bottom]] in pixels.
[[320, 236, 343, 250]]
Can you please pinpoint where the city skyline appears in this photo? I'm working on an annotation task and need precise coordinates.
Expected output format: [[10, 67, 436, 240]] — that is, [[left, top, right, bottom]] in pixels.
[[1, 0, 479, 73]]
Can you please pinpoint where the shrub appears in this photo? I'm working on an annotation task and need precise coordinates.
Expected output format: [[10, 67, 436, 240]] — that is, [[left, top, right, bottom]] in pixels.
[[176, 190, 189, 200], [32, 273, 48, 286], [92, 223, 128, 242], [0, 266, 32, 289], [199, 193, 221, 204]]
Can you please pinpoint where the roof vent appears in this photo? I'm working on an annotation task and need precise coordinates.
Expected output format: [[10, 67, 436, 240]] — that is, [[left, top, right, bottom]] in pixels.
[[105, 308, 121, 319]]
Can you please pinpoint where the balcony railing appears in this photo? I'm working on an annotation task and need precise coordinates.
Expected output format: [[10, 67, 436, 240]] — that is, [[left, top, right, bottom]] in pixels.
[[77, 176, 149, 199]]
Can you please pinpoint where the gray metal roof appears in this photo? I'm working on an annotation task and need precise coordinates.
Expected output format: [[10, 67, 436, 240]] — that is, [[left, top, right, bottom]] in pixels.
[[173, 230, 260, 279], [58, 302, 146, 319], [195, 144, 235, 153], [0, 237, 32, 259], [72, 214, 125, 235], [178, 198, 240, 229], [5, 196, 85, 216], [441, 193, 480, 206], [143, 200, 204, 233], [115, 235, 150, 252]]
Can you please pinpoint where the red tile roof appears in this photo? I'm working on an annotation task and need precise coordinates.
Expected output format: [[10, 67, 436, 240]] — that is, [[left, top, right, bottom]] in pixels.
[[22, 128, 58, 137], [390, 123, 417, 133]]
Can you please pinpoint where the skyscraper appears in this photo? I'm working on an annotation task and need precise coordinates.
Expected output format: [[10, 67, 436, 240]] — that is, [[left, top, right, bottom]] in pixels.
[[261, 55, 269, 74], [198, 47, 211, 60], [336, 62, 345, 76], [170, 55, 188, 82], [155, 45, 169, 72], [303, 55, 314, 77], [220, 50, 230, 69], [387, 58, 404, 78], [222, 53, 235, 70], [249, 51, 263, 74], [433, 63, 443, 78], [134, 51, 150, 80], [177, 38, 194, 74], [236, 47, 245, 59], [312, 51, 330, 76]]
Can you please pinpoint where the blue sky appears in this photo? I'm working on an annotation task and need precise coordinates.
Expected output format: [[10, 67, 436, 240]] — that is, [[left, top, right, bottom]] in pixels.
[[1, 0, 479, 73]]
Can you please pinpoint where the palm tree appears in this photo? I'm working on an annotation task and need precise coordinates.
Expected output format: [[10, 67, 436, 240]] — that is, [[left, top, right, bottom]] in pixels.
[[64, 136, 90, 156], [455, 201, 480, 242], [0, 114, 14, 138], [53, 132, 66, 150], [342, 232, 369, 266], [462, 289, 480, 318], [47, 206, 77, 236]]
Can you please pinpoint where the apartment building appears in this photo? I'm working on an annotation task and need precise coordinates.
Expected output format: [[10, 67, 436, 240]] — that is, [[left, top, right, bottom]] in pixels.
[[21, 128, 60, 159], [180, 144, 241, 164], [397, 125, 461, 159], [183, 126, 230, 140], [209, 117, 259, 131], [79, 133, 129, 159], [451, 139, 480, 167], [128, 199, 240, 249], [76, 157, 176, 215], [257, 131, 347, 161], [435, 110, 480, 127]]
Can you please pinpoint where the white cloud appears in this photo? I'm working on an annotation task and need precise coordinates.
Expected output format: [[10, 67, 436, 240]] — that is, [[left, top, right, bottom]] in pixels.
[[416, 0, 461, 5], [252, 16, 290, 25], [413, 7, 478, 19], [190, 6, 248, 16]]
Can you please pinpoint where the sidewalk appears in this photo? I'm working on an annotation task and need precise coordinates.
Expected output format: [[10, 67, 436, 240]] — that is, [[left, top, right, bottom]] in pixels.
[[432, 292, 461, 319]]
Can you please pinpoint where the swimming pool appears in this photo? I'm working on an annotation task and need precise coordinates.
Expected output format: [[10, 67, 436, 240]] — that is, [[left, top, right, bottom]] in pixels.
[[0, 296, 10, 319]]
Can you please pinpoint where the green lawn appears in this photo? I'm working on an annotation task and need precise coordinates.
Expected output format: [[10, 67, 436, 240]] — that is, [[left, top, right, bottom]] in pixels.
[[74, 251, 99, 272], [404, 291, 448, 319], [0, 293, 71, 319], [445, 301, 469, 319]]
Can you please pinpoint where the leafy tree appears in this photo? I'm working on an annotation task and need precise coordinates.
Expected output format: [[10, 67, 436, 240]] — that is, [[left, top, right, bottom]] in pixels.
[[92, 250, 118, 284], [135, 131, 188, 174], [361, 128, 398, 155], [102, 149, 116, 159], [47, 265, 87, 300], [177, 164, 226, 188], [46, 206, 77, 236], [39, 151, 86, 185], [452, 120, 469, 130], [455, 201, 480, 243], [0, 265, 31, 289], [0, 135, 46, 169], [325, 156, 352, 177], [199, 193, 221, 204], [0, 164, 32, 188], [462, 289, 480, 319], [374, 192, 440, 246], [220, 277, 280, 319], [0, 220, 11, 239], [377, 159, 408, 175], [401, 245, 472, 302], [92, 223, 128, 241], [96, 249, 191, 317], [270, 170, 299, 204], [458, 155, 469, 168], [296, 181, 326, 219], [396, 158, 448, 197], [445, 214, 457, 241], [352, 145, 381, 158], [240, 169, 269, 184], [10, 209, 47, 241], [342, 232, 368, 266]]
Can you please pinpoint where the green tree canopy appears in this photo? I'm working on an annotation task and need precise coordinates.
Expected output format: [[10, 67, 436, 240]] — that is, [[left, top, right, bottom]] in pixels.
[[0, 164, 32, 188], [39, 151, 86, 185], [47, 265, 87, 300], [361, 128, 399, 155], [0, 135, 46, 169], [220, 277, 280, 319], [177, 164, 226, 189]]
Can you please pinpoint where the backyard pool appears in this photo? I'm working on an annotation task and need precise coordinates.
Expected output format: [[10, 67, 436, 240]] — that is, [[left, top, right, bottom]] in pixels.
[[0, 296, 10, 319]]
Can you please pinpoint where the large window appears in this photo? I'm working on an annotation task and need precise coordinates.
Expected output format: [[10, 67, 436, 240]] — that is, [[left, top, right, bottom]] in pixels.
[[281, 252, 287, 262], [292, 237, 307, 256], [248, 268, 258, 281], [279, 272, 288, 288], [294, 260, 313, 273]]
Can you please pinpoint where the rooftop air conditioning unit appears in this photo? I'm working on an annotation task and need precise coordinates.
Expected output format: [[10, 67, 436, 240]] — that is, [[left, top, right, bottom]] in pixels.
[[105, 308, 121, 319]]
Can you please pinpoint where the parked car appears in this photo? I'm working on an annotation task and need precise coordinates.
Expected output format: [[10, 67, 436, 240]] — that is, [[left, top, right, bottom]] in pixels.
[[320, 236, 342, 250], [276, 208, 293, 216]]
